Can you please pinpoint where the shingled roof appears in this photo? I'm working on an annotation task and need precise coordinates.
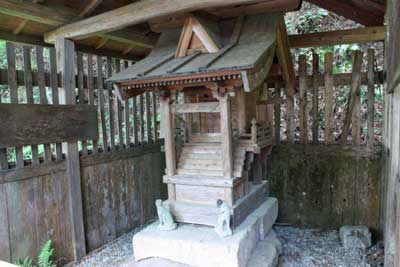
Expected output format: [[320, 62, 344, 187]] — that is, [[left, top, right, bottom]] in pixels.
[[107, 13, 281, 93]]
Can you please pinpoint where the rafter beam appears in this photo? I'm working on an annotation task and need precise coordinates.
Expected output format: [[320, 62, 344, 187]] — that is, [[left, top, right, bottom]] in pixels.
[[0, 30, 142, 61], [79, 0, 103, 17], [276, 17, 296, 96], [307, 0, 384, 26], [45, 0, 298, 43], [0, 0, 155, 48], [289, 26, 386, 48]]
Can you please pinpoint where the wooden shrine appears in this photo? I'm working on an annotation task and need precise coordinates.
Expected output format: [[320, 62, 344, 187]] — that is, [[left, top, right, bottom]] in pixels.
[[108, 12, 293, 228]]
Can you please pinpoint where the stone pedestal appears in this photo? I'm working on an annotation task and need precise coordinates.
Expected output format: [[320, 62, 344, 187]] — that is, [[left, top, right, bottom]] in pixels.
[[132, 198, 279, 267]]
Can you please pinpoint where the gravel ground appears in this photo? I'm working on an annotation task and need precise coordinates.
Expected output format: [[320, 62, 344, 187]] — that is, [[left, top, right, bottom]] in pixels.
[[74, 224, 383, 267]]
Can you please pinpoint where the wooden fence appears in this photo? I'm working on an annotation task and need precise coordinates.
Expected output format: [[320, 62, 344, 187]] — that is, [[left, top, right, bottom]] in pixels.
[[0, 42, 164, 265], [272, 49, 383, 147]]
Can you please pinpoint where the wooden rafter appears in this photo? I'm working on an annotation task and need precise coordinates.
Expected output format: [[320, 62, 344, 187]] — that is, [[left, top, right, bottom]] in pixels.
[[0, 0, 155, 49], [276, 17, 296, 96], [79, 0, 103, 18], [13, 19, 28, 35], [44, 0, 301, 43], [307, 0, 384, 26], [289, 26, 386, 48]]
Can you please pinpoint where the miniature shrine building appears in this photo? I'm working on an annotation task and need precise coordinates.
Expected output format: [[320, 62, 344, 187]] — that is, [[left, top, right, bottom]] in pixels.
[[108, 12, 292, 228]]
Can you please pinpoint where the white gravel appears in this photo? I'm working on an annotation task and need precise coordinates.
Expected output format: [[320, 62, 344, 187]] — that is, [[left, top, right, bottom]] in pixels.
[[74, 224, 379, 267]]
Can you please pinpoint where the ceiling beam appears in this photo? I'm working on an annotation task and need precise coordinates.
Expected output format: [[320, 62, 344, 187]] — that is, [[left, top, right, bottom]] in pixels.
[[307, 0, 384, 26], [0, 0, 155, 48], [44, 0, 298, 43], [0, 31, 142, 61], [79, 0, 103, 18], [289, 26, 386, 48]]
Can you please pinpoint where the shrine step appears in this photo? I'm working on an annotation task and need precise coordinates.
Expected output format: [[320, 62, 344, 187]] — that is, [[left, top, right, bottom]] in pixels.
[[177, 168, 243, 177]]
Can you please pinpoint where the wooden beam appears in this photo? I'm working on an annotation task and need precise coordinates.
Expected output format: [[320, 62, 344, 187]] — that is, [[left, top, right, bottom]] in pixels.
[[45, 0, 295, 43], [0, 31, 142, 61], [0, 103, 98, 148], [0, 0, 155, 48], [13, 19, 28, 35], [276, 16, 296, 96], [79, 0, 103, 17], [307, 0, 384, 26], [54, 37, 86, 260], [289, 26, 386, 48], [171, 102, 220, 113]]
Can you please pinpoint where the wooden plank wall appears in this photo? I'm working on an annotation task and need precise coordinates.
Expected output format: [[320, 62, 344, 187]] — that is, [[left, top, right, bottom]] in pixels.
[[273, 50, 383, 146], [0, 42, 163, 265]]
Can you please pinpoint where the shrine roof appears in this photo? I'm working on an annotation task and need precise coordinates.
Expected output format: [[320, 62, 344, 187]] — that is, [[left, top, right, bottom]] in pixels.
[[106, 13, 280, 87]]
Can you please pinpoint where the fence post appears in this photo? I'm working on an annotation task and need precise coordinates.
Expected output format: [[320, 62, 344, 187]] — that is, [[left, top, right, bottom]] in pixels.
[[299, 55, 308, 144], [312, 53, 319, 144], [274, 82, 281, 143], [55, 37, 86, 260], [367, 49, 375, 149], [324, 52, 334, 144]]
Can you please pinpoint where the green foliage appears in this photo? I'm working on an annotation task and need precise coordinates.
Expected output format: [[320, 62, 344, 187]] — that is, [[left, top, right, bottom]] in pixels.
[[15, 240, 57, 267]]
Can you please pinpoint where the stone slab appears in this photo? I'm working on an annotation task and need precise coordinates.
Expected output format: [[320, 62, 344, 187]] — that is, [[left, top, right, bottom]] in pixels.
[[264, 230, 282, 255], [133, 198, 278, 267], [339, 225, 371, 249], [247, 240, 278, 267]]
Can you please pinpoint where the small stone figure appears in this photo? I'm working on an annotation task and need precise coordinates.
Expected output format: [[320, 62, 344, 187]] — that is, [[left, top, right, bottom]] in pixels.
[[155, 199, 177, 231], [215, 199, 233, 237]]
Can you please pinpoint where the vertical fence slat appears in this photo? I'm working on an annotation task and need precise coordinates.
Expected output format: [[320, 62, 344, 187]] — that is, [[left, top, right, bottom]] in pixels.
[[367, 49, 375, 148], [107, 57, 115, 151], [0, 43, 19, 169], [114, 59, 124, 149], [286, 95, 294, 144], [133, 96, 139, 145], [50, 48, 63, 161], [97, 55, 108, 152], [145, 91, 151, 143], [324, 52, 334, 145], [312, 53, 319, 144], [139, 94, 145, 143], [274, 82, 281, 143], [36, 46, 52, 162], [23, 46, 38, 166], [152, 92, 158, 143], [77, 52, 88, 155], [87, 54, 97, 154], [341, 50, 363, 145], [352, 51, 362, 146], [299, 55, 307, 144]]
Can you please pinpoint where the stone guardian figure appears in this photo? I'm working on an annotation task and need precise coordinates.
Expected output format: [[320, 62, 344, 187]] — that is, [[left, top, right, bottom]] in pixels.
[[215, 199, 233, 237], [155, 199, 177, 231]]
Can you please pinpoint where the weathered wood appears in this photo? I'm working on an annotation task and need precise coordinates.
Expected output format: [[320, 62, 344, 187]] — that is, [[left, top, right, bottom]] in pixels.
[[114, 59, 124, 149], [352, 52, 362, 146], [219, 94, 233, 178], [55, 37, 86, 260], [76, 52, 88, 155], [307, 0, 383, 26], [367, 49, 375, 149], [341, 50, 363, 144], [171, 102, 220, 113], [49, 48, 63, 161], [0, 185, 11, 260], [274, 83, 281, 143], [23, 46, 40, 166], [276, 16, 296, 97], [97, 55, 108, 152], [289, 26, 386, 48], [312, 53, 319, 144], [145, 92, 152, 143], [36, 46, 52, 162], [0, 104, 98, 148], [152, 92, 158, 143], [107, 57, 115, 151], [79, 0, 103, 17], [324, 52, 334, 144], [299, 55, 307, 144], [160, 96, 176, 177], [87, 54, 98, 154], [45, 0, 297, 42], [286, 95, 295, 144], [139, 94, 145, 143], [132, 96, 139, 145]]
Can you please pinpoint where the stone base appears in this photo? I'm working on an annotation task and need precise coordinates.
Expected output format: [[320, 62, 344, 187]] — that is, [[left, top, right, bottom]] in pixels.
[[132, 198, 279, 267]]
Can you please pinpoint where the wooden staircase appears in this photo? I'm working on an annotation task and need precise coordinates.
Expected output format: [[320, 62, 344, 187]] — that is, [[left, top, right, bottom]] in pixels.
[[177, 142, 246, 178]]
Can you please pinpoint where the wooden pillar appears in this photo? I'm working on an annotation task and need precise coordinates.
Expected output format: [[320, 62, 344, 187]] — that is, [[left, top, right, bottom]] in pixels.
[[218, 94, 233, 178], [55, 37, 86, 260], [159, 94, 176, 200]]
